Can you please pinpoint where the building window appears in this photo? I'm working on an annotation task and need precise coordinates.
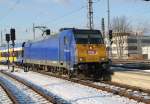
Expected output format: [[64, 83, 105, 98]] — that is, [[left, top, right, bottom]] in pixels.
[[127, 39, 137, 43], [142, 39, 150, 43], [128, 46, 138, 50]]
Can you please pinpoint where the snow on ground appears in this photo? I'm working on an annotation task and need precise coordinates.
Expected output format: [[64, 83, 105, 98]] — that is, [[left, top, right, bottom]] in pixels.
[[0, 65, 144, 104], [142, 70, 150, 73], [111, 66, 150, 73], [0, 65, 21, 72], [0, 65, 10, 71]]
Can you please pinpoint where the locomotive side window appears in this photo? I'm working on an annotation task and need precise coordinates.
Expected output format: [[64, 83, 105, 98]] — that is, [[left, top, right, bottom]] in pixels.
[[2, 52, 8, 57], [64, 36, 68, 45]]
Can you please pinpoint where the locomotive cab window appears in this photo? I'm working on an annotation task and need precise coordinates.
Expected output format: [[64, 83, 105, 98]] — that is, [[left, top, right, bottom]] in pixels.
[[89, 35, 103, 44], [74, 30, 104, 44]]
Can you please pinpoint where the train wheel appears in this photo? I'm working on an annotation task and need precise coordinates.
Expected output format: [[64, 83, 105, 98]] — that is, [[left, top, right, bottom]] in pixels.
[[24, 66, 28, 72], [68, 70, 73, 79], [74, 69, 79, 77], [24, 67, 26, 72], [101, 68, 113, 81]]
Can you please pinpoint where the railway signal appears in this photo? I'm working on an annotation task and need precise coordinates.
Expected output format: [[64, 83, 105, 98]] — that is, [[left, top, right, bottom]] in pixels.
[[5, 34, 10, 69], [101, 18, 105, 38], [6, 34, 10, 42], [46, 29, 51, 35], [10, 28, 16, 72], [109, 30, 113, 41], [108, 30, 113, 58], [10, 28, 16, 41]]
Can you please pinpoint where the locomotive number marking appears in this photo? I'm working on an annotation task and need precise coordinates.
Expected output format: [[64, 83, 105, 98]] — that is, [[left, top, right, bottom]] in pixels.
[[87, 50, 96, 55]]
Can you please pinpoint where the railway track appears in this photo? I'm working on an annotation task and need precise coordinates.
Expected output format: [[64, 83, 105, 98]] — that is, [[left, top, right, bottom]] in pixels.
[[0, 70, 71, 104], [36, 71, 150, 104], [1, 65, 150, 104], [0, 85, 13, 104], [0, 72, 52, 104]]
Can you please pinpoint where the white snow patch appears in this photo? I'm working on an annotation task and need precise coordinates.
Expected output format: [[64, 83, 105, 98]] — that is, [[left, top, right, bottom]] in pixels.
[[142, 70, 150, 73], [0, 65, 10, 71], [0, 65, 144, 104]]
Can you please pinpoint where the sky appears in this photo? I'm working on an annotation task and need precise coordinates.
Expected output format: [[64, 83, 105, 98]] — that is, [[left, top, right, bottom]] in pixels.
[[0, 0, 150, 43]]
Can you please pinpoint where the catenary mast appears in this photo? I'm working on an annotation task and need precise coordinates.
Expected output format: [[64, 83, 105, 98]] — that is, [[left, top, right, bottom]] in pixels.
[[87, 0, 94, 30]]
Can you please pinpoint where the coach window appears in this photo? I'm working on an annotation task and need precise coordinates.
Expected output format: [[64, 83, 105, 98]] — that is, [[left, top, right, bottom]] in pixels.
[[15, 51, 18, 57]]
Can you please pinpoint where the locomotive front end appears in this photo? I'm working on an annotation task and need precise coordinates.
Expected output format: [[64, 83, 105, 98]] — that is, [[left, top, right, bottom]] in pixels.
[[73, 29, 111, 79], [76, 44, 109, 69]]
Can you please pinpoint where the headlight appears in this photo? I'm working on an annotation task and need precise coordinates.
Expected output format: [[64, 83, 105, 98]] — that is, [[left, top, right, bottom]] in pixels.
[[79, 57, 85, 62], [79, 57, 83, 61], [101, 58, 105, 61]]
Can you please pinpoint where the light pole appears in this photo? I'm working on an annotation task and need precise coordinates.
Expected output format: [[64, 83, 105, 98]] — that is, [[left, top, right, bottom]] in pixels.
[[33, 23, 35, 40], [1, 31, 3, 46]]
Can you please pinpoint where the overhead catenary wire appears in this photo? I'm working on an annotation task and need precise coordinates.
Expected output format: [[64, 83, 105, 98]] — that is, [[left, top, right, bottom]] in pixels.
[[42, 0, 101, 25], [0, 0, 20, 22], [43, 5, 86, 25]]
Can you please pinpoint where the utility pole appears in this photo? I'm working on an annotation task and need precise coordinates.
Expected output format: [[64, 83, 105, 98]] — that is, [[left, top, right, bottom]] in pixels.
[[33, 23, 35, 40], [1, 31, 3, 46], [107, 0, 112, 58], [107, 0, 110, 31], [87, 0, 94, 30]]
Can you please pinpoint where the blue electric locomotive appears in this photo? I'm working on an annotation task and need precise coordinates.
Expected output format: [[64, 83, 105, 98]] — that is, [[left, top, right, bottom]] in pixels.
[[23, 28, 111, 79]]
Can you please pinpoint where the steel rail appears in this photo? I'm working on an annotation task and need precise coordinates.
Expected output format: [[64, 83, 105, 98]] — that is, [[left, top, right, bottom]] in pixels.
[[1, 70, 71, 104], [112, 59, 150, 64], [0, 81, 18, 104], [37, 71, 150, 104]]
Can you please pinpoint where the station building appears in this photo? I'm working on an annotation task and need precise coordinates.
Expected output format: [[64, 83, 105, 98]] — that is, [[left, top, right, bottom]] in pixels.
[[111, 32, 150, 60]]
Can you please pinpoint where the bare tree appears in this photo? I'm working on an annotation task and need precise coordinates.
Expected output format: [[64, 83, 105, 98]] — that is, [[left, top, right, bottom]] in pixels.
[[111, 16, 132, 33], [111, 16, 132, 59]]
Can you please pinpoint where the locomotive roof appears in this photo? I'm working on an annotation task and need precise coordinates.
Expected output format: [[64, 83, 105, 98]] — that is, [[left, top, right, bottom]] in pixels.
[[60, 28, 101, 34], [72, 29, 101, 34], [25, 28, 101, 45]]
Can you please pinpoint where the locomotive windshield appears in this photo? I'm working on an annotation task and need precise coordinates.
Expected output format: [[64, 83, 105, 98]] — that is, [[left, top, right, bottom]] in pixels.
[[73, 29, 104, 44]]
